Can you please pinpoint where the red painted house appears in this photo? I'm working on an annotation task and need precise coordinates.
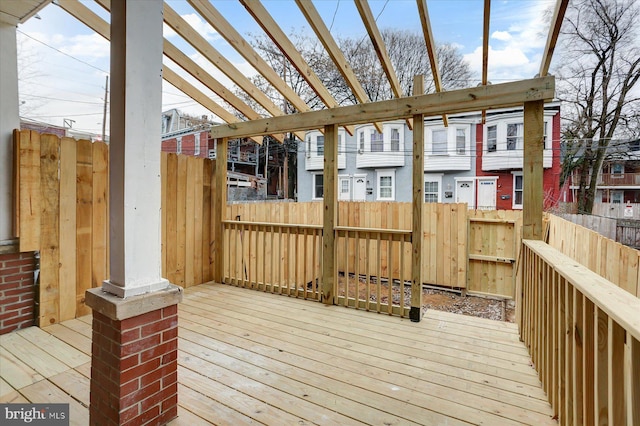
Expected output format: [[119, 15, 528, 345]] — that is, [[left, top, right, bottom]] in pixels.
[[475, 102, 562, 210]]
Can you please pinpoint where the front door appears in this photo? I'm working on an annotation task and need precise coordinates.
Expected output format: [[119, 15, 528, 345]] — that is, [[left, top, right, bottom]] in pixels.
[[338, 176, 351, 201], [353, 175, 366, 201], [477, 179, 496, 210], [456, 180, 475, 209]]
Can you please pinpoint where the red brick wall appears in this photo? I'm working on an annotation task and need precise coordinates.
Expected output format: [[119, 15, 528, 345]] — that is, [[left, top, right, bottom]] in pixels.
[[90, 305, 178, 425], [0, 252, 36, 335]]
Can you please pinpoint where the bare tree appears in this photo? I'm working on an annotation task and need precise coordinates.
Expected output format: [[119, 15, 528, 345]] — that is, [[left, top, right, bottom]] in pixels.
[[557, 0, 640, 213]]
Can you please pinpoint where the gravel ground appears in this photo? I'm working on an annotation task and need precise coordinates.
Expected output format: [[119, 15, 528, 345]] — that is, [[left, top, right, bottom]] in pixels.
[[336, 274, 515, 322]]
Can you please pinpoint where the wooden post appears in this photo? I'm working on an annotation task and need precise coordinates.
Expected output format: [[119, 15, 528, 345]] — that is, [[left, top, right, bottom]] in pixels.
[[322, 124, 338, 304], [411, 75, 425, 322], [523, 100, 544, 240], [213, 137, 227, 283]]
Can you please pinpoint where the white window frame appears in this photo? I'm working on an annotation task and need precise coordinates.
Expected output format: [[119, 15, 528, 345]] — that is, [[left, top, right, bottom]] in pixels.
[[506, 122, 524, 151], [312, 173, 324, 200], [611, 163, 624, 175], [512, 172, 523, 209], [431, 128, 448, 155], [426, 124, 469, 156], [317, 135, 325, 156], [355, 123, 404, 154], [485, 115, 553, 152], [194, 133, 201, 156], [176, 136, 182, 154], [424, 174, 443, 203], [376, 169, 395, 201]]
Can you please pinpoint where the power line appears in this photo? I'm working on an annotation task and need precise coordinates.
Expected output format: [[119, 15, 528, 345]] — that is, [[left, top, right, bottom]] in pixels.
[[17, 30, 109, 74]]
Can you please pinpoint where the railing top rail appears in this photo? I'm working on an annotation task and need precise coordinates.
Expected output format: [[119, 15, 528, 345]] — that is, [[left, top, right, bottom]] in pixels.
[[524, 239, 640, 341], [222, 220, 322, 231], [335, 226, 412, 235]]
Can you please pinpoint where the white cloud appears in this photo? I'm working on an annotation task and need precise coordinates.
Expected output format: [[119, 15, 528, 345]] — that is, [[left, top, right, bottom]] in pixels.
[[491, 31, 512, 41], [164, 23, 177, 39], [60, 33, 110, 59], [182, 13, 218, 41], [463, 0, 551, 81]]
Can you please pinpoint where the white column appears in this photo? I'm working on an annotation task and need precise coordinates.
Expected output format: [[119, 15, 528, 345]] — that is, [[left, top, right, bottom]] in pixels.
[[103, 0, 169, 297], [0, 19, 20, 242]]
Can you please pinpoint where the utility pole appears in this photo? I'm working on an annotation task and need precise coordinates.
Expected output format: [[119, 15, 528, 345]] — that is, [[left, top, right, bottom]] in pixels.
[[102, 75, 109, 142]]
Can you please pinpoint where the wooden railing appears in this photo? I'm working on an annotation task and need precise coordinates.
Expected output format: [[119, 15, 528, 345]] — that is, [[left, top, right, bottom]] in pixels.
[[335, 227, 412, 316], [222, 220, 323, 300], [519, 240, 640, 425], [546, 214, 640, 297]]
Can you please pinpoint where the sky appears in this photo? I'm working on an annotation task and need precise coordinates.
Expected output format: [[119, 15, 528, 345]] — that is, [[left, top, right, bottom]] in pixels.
[[16, 0, 559, 138]]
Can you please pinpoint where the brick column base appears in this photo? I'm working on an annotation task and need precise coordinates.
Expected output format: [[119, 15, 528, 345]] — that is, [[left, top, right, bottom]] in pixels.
[[86, 285, 182, 426], [0, 248, 36, 335]]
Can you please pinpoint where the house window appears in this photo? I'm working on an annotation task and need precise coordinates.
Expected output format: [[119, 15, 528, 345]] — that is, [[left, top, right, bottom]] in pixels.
[[317, 135, 324, 156], [377, 170, 395, 200], [424, 181, 439, 203], [359, 131, 365, 152], [513, 173, 523, 209], [313, 174, 324, 199], [340, 179, 350, 195], [611, 191, 623, 203], [176, 137, 182, 154], [487, 125, 497, 152], [371, 130, 383, 152], [194, 134, 201, 156], [391, 128, 400, 152], [507, 123, 523, 151], [432, 129, 447, 155], [306, 136, 311, 158], [456, 128, 465, 155], [611, 163, 623, 175]]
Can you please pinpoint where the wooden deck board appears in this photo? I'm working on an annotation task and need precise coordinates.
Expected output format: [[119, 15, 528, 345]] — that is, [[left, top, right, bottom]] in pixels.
[[0, 283, 556, 425]]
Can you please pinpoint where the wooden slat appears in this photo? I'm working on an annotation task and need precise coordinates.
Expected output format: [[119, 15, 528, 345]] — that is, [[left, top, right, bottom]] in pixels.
[[184, 156, 196, 287], [75, 139, 93, 318], [411, 76, 424, 321], [20, 378, 90, 425], [165, 154, 178, 284], [17, 326, 89, 368], [39, 134, 61, 327], [0, 332, 69, 378], [17, 130, 41, 251], [91, 141, 108, 295], [213, 139, 227, 283], [0, 345, 44, 389], [539, 0, 569, 77], [59, 137, 77, 321], [322, 125, 338, 304]]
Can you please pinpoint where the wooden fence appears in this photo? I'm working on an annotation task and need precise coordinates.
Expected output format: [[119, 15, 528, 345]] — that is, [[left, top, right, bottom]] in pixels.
[[546, 214, 640, 297], [558, 202, 640, 220], [520, 240, 640, 425], [558, 213, 617, 240], [226, 202, 520, 299], [14, 131, 216, 326], [15, 131, 109, 326]]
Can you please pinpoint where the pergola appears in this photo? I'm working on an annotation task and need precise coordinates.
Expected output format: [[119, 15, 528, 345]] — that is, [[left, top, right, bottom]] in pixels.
[[0, 0, 569, 424]]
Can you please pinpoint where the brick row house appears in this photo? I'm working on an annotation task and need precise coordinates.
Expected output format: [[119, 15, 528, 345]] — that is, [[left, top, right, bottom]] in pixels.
[[567, 139, 640, 205], [297, 102, 562, 210]]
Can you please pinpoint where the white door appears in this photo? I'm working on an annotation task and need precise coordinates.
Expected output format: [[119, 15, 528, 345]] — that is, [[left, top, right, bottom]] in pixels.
[[477, 179, 496, 210], [456, 180, 475, 208], [338, 177, 351, 201], [353, 175, 366, 201]]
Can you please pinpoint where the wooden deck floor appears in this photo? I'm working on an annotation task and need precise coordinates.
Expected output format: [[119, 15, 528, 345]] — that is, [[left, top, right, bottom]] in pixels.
[[1, 283, 556, 425]]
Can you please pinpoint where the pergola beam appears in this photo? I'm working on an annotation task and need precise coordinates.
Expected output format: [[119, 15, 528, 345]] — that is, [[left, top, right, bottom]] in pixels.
[[481, 0, 490, 123], [296, 0, 384, 134], [210, 76, 555, 139], [354, 0, 412, 130], [539, 0, 569, 77], [416, 0, 448, 127], [187, 0, 310, 116], [56, 0, 264, 145], [239, 0, 354, 136]]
